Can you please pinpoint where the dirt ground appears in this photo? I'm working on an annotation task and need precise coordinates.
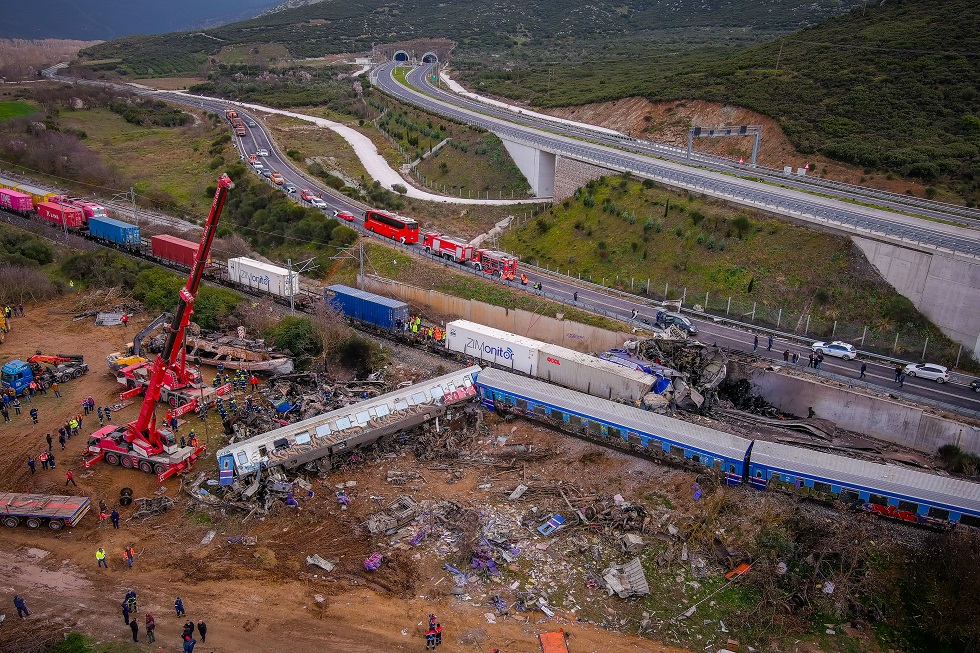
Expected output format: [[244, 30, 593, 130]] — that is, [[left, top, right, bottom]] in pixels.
[[0, 295, 697, 653]]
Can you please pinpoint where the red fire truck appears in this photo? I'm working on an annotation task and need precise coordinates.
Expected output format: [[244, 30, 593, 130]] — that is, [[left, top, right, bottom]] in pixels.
[[422, 232, 475, 263]]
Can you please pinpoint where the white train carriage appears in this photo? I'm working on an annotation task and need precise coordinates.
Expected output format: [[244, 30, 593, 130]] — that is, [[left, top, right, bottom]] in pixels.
[[216, 365, 480, 483]]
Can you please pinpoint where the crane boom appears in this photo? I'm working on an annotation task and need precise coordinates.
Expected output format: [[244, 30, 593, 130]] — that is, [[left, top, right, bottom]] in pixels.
[[132, 174, 234, 446]]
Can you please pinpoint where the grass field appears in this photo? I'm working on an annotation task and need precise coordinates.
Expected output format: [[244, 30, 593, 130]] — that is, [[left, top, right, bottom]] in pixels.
[[56, 107, 232, 217], [0, 100, 39, 121]]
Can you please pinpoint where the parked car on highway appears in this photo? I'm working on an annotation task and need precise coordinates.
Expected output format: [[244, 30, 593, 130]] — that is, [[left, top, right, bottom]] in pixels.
[[257, 148, 269, 156], [247, 120, 257, 127], [261, 169, 272, 179], [333, 210, 356, 222], [811, 341, 857, 360], [284, 184, 297, 194], [300, 189, 317, 201], [310, 197, 328, 209], [969, 379, 980, 393], [902, 362, 950, 383], [654, 311, 698, 336]]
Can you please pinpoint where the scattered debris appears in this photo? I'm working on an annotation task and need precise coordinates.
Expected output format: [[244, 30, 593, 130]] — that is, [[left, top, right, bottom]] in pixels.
[[130, 496, 174, 520], [602, 558, 651, 598], [306, 554, 336, 572]]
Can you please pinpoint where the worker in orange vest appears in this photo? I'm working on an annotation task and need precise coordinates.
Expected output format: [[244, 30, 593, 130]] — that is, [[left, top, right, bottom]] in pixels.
[[249, 374, 259, 392], [520, 273, 528, 285]]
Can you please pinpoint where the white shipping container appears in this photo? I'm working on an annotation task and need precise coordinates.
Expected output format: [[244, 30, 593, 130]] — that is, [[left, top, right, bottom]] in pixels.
[[445, 320, 539, 375], [228, 257, 299, 298], [537, 343, 655, 402]]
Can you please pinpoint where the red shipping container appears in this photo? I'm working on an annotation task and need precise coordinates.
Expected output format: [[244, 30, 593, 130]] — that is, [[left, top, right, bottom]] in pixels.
[[0, 188, 34, 213], [151, 234, 200, 267], [36, 201, 83, 228]]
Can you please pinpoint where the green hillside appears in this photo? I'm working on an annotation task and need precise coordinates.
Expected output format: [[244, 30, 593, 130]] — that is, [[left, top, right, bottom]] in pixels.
[[76, 0, 863, 76], [460, 0, 980, 202]]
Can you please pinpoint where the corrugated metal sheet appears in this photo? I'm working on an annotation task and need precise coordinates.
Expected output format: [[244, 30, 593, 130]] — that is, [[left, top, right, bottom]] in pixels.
[[751, 440, 980, 514], [477, 368, 751, 460]]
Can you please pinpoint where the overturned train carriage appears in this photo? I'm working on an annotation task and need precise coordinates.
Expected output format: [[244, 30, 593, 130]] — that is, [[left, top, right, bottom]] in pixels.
[[216, 366, 481, 483]]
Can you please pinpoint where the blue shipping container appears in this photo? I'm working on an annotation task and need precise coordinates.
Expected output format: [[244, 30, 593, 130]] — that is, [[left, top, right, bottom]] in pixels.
[[88, 216, 140, 246], [325, 284, 409, 330]]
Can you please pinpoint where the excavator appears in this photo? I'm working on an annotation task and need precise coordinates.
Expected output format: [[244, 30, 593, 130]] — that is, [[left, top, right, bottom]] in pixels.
[[106, 312, 171, 372], [84, 174, 234, 481]]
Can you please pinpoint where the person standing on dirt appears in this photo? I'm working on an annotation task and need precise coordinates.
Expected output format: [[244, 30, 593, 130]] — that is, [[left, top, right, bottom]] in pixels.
[[122, 600, 131, 625], [47, 451, 55, 469], [29, 407, 38, 425], [435, 623, 443, 646], [1, 405, 8, 423], [425, 626, 436, 651], [121, 314, 129, 328], [27, 456, 36, 474], [52, 381, 60, 398], [130, 617, 139, 642], [12, 397, 21, 415], [197, 620, 207, 643], [45, 433, 52, 451], [182, 619, 194, 640], [13, 595, 29, 618], [97, 548, 108, 568], [175, 596, 186, 617], [145, 614, 156, 643], [124, 546, 136, 568], [39, 451, 49, 470], [111, 508, 120, 529], [65, 469, 77, 487], [183, 636, 197, 653], [59, 432, 66, 450]]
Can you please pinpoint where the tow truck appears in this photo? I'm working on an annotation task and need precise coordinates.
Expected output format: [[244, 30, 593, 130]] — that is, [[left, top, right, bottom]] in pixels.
[[84, 174, 235, 481], [2, 353, 88, 395]]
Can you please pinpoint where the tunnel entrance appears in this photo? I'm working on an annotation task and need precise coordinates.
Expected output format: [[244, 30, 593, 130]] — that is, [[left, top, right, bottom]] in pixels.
[[421, 52, 438, 64], [393, 50, 410, 62]]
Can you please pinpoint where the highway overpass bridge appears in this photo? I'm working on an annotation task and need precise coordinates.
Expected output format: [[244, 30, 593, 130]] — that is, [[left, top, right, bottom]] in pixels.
[[374, 62, 980, 359]]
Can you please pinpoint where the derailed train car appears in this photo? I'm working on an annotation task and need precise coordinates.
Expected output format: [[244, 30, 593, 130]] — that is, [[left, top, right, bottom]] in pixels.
[[216, 366, 481, 483]]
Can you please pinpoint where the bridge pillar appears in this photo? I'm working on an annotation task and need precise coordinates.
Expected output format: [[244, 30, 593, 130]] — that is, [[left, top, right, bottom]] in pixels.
[[500, 138, 555, 198]]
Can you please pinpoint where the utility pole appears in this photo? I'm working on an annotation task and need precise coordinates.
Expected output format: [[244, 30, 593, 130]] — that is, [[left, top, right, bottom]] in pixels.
[[359, 242, 364, 290], [284, 257, 318, 315]]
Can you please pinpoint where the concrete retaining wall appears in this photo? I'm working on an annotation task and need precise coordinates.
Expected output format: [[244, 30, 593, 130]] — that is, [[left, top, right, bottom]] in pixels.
[[358, 276, 631, 353], [853, 237, 980, 358], [728, 362, 980, 455], [553, 156, 617, 202]]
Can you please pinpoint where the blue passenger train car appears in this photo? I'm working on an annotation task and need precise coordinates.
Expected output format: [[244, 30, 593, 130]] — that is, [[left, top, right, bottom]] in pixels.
[[475, 368, 751, 485], [748, 440, 980, 529]]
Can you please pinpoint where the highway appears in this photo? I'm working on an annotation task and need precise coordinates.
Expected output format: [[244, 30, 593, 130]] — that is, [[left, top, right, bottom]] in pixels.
[[37, 67, 980, 415], [141, 91, 980, 416], [373, 63, 980, 258]]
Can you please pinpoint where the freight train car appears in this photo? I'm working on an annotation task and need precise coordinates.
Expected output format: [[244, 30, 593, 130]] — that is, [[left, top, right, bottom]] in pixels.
[[228, 257, 298, 298], [216, 365, 481, 482], [446, 320, 655, 402], [0, 188, 34, 215], [36, 202, 83, 228], [151, 234, 199, 268], [88, 216, 141, 247], [0, 178, 57, 205], [324, 284, 409, 330]]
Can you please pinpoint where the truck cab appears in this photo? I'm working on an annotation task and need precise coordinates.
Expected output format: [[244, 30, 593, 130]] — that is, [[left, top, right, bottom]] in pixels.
[[1, 360, 33, 396]]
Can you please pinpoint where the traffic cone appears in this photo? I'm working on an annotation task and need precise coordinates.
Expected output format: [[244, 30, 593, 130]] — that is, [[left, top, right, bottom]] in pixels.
[[737, 157, 745, 165]]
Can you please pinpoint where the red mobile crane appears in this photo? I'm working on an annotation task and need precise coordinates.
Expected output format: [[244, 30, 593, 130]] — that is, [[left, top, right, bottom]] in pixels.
[[84, 174, 234, 481]]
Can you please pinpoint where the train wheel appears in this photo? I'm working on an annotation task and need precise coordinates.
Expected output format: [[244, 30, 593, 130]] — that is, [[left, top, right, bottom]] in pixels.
[[2, 516, 18, 528], [26, 518, 41, 529], [138, 461, 153, 474], [48, 519, 64, 531], [153, 463, 168, 476], [105, 453, 120, 466], [120, 457, 134, 469], [119, 496, 133, 506]]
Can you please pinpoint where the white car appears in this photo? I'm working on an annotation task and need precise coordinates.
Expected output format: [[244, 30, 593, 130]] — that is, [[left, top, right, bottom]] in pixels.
[[257, 148, 269, 156], [811, 341, 857, 360], [310, 197, 328, 209], [902, 363, 950, 383]]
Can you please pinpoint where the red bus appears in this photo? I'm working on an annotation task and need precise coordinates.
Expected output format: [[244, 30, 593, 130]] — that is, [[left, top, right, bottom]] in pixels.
[[364, 209, 419, 244]]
